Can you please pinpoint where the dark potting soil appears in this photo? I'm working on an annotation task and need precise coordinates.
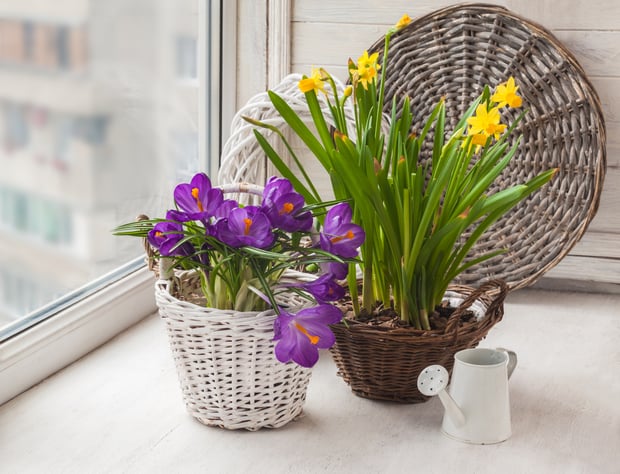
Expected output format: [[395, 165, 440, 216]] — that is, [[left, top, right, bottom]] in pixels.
[[335, 299, 476, 331]]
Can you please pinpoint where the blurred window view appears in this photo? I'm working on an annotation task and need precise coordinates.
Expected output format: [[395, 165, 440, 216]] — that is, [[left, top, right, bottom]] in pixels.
[[0, 1, 207, 337]]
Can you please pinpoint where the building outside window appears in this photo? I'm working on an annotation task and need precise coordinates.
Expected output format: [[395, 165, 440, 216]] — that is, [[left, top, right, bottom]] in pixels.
[[0, 0, 218, 341]]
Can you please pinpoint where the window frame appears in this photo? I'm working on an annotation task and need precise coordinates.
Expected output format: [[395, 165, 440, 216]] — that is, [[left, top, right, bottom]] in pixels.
[[0, 0, 236, 405]]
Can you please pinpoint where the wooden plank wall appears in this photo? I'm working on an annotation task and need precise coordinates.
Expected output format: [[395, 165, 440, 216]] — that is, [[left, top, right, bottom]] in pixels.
[[237, 0, 620, 290]]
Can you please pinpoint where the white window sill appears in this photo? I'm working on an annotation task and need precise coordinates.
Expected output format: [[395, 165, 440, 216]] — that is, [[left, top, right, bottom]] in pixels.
[[0, 264, 157, 404], [1, 288, 618, 473]]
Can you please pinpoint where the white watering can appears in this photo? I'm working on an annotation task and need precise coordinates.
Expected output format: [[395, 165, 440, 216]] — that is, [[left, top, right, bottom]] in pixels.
[[417, 347, 517, 444]]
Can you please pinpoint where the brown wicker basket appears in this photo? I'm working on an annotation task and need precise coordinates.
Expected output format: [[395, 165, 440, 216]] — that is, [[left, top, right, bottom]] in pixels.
[[329, 280, 508, 403], [365, 3, 606, 291]]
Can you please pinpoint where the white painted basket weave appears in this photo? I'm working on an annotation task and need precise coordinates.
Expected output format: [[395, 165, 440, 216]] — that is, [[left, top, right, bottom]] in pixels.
[[217, 73, 357, 196], [151, 183, 317, 430], [155, 270, 313, 431]]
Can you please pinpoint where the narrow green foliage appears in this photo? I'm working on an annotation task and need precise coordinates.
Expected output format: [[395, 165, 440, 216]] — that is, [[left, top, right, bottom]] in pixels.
[[248, 26, 556, 328]]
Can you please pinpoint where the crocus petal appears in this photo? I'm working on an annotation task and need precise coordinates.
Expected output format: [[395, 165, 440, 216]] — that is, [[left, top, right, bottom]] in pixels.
[[213, 199, 238, 219], [296, 321, 336, 349], [216, 207, 275, 248], [166, 209, 192, 222], [274, 328, 319, 368], [301, 274, 345, 302], [320, 223, 365, 258], [263, 176, 294, 203], [295, 304, 343, 326], [320, 262, 350, 280], [204, 188, 224, 215], [265, 192, 313, 232], [272, 305, 341, 367], [273, 313, 320, 368], [324, 202, 353, 231], [320, 202, 364, 257], [173, 183, 198, 213], [274, 325, 296, 361], [147, 220, 192, 257], [173, 172, 223, 220], [261, 177, 313, 232]]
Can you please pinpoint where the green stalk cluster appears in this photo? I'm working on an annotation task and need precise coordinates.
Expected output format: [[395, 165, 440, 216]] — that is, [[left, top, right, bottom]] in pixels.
[[248, 30, 555, 329]]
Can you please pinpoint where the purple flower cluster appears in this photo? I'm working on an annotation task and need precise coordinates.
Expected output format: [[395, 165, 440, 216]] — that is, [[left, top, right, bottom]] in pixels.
[[146, 172, 365, 368]]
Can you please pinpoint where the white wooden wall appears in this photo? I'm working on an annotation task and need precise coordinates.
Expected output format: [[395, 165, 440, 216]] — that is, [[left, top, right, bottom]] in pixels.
[[236, 0, 620, 290]]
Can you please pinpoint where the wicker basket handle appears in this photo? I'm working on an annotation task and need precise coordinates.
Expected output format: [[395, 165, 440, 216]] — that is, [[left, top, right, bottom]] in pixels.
[[444, 279, 509, 334]]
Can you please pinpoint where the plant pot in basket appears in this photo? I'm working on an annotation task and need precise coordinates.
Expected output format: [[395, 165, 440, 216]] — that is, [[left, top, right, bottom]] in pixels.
[[114, 177, 364, 429], [329, 280, 508, 403]]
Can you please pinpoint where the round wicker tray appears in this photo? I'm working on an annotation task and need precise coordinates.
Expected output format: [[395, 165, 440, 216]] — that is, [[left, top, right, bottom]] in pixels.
[[363, 3, 606, 290]]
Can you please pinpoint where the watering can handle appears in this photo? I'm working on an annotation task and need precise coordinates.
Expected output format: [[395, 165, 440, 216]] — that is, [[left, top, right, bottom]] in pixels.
[[497, 347, 518, 379]]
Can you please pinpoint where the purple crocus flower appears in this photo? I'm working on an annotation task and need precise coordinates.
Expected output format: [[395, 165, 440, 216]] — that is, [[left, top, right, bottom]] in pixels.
[[321, 261, 349, 280], [173, 173, 223, 220], [273, 304, 343, 368], [147, 214, 192, 257], [261, 177, 313, 232], [298, 273, 345, 303], [319, 203, 365, 258], [214, 206, 275, 248], [213, 198, 238, 220], [166, 209, 192, 223]]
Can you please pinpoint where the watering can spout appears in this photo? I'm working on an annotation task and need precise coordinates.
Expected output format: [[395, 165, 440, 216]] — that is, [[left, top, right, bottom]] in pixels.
[[417, 365, 466, 427], [437, 389, 466, 427]]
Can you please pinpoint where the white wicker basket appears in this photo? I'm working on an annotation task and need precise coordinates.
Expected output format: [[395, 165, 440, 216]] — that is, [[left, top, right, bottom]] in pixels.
[[149, 182, 321, 430], [155, 270, 313, 430]]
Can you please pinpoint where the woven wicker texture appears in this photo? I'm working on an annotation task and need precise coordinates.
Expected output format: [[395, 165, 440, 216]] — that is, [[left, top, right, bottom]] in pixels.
[[329, 280, 508, 403], [155, 271, 312, 430], [363, 3, 605, 290], [147, 183, 319, 430], [217, 73, 356, 201]]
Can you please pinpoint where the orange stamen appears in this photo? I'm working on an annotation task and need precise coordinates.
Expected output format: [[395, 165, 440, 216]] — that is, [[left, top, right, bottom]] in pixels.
[[155, 231, 163, 238], [294, 322, 320, 345], [243, 217, 253, 235], [280, 202, 294, 215], [330, 230, 355, 244], [191, 187, 204, 212]]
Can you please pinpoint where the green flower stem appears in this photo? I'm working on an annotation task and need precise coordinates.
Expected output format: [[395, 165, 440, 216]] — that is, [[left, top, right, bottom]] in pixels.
[[253, 22, 556, 328]]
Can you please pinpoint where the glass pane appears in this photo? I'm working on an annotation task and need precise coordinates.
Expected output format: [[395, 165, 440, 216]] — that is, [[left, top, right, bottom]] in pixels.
[[0, 0, 205, 336]]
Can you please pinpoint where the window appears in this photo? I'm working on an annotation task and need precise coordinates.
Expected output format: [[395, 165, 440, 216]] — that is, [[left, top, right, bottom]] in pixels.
[[0, 1, 233, 404]]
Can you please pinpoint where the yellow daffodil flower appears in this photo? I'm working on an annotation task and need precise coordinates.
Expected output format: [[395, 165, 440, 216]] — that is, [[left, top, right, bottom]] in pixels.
[[491, 77, 522, 108], [394, 13, 412, 30], [467, 104, 506, 139], [461, 131, 488, 153], [298, 68, 326, 94], [357, 50, 380, 89], [471, 133, 488, 146]]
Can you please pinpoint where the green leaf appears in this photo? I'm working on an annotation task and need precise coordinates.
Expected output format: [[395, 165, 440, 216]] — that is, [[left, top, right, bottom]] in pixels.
[[252, 130, 319, 204], [267, 90, 331, 168]]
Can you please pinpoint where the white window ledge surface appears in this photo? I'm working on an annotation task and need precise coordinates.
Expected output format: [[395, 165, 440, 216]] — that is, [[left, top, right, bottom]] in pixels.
[[0, 288, 618, 473]]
